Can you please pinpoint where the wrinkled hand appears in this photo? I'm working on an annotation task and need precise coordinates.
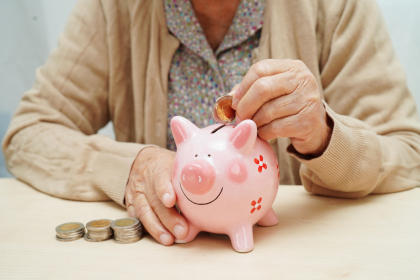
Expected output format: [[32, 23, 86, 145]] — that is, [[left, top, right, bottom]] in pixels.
[[232, 59, 332, 156], [125, 146, 188, 245]]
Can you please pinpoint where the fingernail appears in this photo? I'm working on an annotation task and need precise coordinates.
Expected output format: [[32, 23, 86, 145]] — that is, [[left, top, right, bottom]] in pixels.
[[231, 87, 240, 109], [231, 101, 237, 110], [232, 97, 238, 109], [228, 87, 237, 97], [162, 193, 172, 207], [127, 205, 135, 217], [173, 224, 186, 239], [232, 84, 240, 94], [160, 233, 172, 245]]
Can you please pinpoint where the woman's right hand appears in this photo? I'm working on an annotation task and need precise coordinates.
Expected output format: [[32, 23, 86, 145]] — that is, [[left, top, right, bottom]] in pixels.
[[125, 146, 189, 245]]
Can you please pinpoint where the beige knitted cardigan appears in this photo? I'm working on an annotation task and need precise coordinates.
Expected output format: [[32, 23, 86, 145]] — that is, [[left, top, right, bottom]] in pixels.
[[3, 0, 420, 206]]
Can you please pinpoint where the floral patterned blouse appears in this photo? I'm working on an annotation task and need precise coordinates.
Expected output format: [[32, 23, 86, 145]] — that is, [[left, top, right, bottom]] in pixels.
[[164, 0, 265, 150]]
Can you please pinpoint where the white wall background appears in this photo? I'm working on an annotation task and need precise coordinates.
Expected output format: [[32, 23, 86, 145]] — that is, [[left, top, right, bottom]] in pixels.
[[0, 0, 419, 177]]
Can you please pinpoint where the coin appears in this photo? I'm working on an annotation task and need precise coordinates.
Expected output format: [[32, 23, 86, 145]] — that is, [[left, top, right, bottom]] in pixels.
[[111, 217, 143, 243], [213, 95, 236, 124], [85, 219, 113, 242], [114, 218, 137, 227], [87, 219, 112, 229], [55, 222, 85, 241], [56, 235, 83, 242]]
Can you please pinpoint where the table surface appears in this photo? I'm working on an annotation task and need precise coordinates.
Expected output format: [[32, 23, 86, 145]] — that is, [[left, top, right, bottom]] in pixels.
[[0, 178, 419, 280]]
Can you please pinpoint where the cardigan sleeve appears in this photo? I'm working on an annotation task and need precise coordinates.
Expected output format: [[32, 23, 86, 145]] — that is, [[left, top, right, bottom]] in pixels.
[[288, 0, 420, 198], [2, 0, 145, 206]]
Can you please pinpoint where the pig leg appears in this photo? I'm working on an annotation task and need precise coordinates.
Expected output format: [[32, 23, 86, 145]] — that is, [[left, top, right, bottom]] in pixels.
[[257, 208, 278, 227], [229, 224, 254, 253], [175, 222, 200, 244]]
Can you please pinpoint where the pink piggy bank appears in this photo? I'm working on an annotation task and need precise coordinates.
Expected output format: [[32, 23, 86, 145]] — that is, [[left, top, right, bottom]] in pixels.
[[170, 116, 279, 253]]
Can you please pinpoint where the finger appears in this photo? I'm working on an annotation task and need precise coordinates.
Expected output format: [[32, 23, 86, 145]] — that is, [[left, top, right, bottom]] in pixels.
[[140, 148, 177, 208], [125, 181, 138, 217], [145, 180, 189, 240], [132, 192, 174, 246], [125, 170, 144, 205], [232, 59, 296, 109], [153, 172, 176, 208], [127, 204, 135, 217], [257, 105, 314, 141], [252, 90, 305, 127], [151, 199, 189, 241], [228, 84, 240, 97], [125, 184, 134, 205], [236, 72, 298, 121]]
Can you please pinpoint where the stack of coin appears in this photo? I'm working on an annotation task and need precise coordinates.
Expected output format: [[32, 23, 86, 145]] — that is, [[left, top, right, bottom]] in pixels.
[[85, 219, 113, 242], [55, 222, 85, 241], [111, 217, 143, 243]]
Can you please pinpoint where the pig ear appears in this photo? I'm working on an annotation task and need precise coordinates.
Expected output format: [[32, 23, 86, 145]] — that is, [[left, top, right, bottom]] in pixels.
[[170, 116, 199, 147], [229, 120, 257, 154]]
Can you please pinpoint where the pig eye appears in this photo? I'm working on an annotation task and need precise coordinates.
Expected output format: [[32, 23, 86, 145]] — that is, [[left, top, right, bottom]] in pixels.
[[194, 154, 198, 158]]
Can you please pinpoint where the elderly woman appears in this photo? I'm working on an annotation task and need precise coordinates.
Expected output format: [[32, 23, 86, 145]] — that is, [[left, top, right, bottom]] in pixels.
[[3, 0, 420, 246]]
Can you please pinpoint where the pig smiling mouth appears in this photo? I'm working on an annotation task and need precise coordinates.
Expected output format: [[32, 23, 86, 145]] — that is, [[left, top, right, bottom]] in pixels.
[[179, 183, 223, 205]]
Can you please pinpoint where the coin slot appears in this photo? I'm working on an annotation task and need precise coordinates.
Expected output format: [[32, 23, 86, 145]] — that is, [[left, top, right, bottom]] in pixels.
[[211, 124, 226, 134]]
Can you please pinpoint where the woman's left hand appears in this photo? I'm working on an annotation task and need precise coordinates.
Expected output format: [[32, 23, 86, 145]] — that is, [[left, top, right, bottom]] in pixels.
[[232, 59, 332, 156]]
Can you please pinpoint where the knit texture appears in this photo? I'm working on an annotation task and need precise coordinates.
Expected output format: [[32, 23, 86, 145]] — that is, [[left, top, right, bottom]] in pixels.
[[3, 0, 420, 207]]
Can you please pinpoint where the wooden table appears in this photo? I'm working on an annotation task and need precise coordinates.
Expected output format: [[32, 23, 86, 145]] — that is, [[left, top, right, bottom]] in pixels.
[[0, 178, 419, 279]]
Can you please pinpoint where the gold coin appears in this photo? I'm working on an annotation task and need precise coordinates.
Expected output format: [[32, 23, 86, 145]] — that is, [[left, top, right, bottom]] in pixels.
[[56, 222, 84, 233], [213, 95, 236, 124], [55, 222, 85, 241], [114, 218, 136, 227], [111, 218, 142, 243], [87, 219, 111, 228]]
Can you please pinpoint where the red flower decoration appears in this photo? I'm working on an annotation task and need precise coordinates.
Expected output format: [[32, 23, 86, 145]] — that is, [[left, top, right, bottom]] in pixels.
[[254, 155, 267, 173], [250, 197, 262, 214]]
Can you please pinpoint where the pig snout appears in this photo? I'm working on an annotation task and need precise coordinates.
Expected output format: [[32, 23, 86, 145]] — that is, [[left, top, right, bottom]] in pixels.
[[181, 160, 215, 195]]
